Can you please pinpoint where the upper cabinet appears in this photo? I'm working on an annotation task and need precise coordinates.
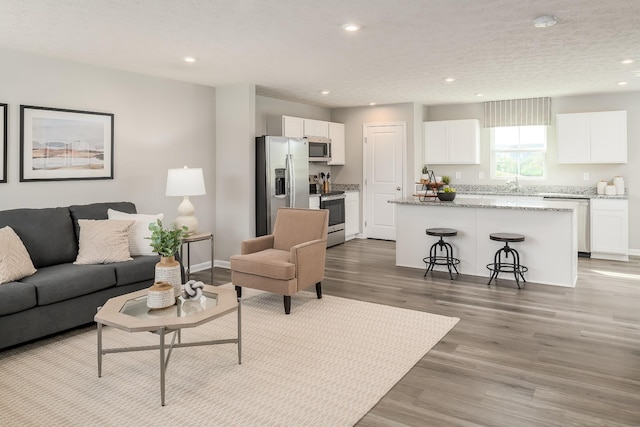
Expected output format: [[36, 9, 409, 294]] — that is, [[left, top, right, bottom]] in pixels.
[[423, 119, 480, 164], [557, 111, 627, 164], [328, 122, 345, 165], [303, 119, 329, 138], [267, 115, 345, 164]]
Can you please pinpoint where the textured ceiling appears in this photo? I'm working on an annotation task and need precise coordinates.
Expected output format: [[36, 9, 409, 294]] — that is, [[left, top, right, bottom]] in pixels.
[[0, 0, 639, 108]]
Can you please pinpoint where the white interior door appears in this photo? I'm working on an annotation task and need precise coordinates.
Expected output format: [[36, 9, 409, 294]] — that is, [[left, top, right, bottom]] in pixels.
[[363, 123, 405, 240]]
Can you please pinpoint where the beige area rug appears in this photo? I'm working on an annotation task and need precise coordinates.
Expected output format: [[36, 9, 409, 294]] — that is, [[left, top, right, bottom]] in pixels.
[[0, 286, 458, 427]]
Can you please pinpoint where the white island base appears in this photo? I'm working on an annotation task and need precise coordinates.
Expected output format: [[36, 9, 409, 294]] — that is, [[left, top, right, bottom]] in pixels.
[[395, 200, 578, 287]]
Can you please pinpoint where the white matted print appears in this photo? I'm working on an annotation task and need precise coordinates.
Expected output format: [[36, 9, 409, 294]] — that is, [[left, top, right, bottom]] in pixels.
[[1, 103, 6, 183], [20, 105, 114, 181]]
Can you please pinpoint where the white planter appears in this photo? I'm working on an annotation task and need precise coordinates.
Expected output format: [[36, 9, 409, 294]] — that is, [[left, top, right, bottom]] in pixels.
[[155, 256, 182, 297]]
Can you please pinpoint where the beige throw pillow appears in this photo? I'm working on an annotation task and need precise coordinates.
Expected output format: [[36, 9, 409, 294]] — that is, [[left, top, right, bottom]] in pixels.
[[74, 219, 135, 265], [0, 226, 37, 285], [107, 209, 164, 256]]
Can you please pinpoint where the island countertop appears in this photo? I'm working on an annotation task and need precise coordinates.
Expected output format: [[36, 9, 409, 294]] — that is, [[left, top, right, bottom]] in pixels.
[[390, 196, 579, 212]]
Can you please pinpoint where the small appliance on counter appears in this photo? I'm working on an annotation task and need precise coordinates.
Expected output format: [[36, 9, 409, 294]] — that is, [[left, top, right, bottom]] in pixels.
[[309, 174, 319, 194]]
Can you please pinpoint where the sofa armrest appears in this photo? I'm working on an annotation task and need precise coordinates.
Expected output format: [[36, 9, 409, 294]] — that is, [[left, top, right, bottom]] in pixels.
[[290, 239, 326, 289], [241, 234, 275, 255]]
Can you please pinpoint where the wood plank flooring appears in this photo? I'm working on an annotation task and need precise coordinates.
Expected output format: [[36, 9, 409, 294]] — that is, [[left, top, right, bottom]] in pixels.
[[196, 239, 640, 426]]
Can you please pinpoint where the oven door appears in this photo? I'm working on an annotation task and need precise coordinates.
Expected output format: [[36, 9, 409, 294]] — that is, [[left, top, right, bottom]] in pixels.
[[321, 198, 345, 227]]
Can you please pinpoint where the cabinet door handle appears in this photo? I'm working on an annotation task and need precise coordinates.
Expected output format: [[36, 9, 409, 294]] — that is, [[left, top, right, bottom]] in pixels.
[[396, 187, 401, 191]]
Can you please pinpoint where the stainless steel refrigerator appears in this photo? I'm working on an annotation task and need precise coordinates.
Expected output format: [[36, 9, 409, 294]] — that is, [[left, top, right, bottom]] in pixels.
[[256, 136, 309, 236]]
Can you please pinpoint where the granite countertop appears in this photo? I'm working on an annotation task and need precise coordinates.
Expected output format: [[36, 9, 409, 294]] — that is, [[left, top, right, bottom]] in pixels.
[[434, 184, 628, 200], [390, 197, 579, 212]]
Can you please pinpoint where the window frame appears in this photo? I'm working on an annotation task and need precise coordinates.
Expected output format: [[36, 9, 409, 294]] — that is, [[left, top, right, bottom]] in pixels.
[[489, 125, 548, 180]]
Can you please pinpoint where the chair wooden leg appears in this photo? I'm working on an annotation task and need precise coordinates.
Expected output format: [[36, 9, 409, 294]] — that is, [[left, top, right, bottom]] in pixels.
[[235, 286, 242, 298], [316, 282, 322, 299], [283, 296, 291, 314]]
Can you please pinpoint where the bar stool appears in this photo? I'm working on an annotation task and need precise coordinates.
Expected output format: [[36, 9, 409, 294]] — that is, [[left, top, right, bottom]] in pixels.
[[423, 228, 460, 280], [486, 233, 528, 289]]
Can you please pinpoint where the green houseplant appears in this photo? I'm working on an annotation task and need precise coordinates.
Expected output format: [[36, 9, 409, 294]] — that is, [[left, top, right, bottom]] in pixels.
[[148, 219, 187, 257], [147, 219, 188, 297], [442, 175, 451, 185]]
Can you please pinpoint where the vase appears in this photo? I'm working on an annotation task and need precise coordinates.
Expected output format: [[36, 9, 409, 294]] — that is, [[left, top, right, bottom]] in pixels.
[[155, 256, 181, 297], [613, 176, 625, 195]]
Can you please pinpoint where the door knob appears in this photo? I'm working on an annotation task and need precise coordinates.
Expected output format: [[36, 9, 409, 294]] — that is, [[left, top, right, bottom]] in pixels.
[[396, 187, 401, 191]]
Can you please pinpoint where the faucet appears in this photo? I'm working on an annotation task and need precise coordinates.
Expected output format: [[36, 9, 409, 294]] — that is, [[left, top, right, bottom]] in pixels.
[[506, 176, 520, 192]]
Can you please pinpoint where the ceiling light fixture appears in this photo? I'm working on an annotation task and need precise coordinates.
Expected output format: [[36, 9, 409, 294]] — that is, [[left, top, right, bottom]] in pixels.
[[533, 15, 557, 28], [445, 78, 455, 83], [342, 23, 361, 32], [618, 81, 628, 86], [320, 90, 331, 95], [368, 102, 377, 106], [621, 59, 634, 64], [183, 56, 196, 63], [475, 93, 484, 97]]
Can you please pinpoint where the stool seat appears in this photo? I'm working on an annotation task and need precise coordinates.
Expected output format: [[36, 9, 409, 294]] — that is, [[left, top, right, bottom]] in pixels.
[[490, 233, 525, 243], [426, 228, 458, 237]]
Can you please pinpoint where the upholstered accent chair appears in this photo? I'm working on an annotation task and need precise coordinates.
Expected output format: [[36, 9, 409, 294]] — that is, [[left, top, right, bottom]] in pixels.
[[230, 208, 329, 314]]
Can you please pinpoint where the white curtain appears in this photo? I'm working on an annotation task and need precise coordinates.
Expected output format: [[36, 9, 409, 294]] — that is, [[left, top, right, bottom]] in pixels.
[[484, 97, 551, 127]]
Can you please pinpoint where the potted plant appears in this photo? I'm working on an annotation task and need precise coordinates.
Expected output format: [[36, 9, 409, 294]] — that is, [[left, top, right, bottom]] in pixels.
[[148, 219, 188, 297], [441, 175, 451, 187], [421, 164, 429, 182]]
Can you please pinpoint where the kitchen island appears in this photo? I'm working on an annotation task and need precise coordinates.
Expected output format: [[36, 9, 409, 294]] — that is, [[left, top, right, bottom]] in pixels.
[[391, 197, 579, 287]]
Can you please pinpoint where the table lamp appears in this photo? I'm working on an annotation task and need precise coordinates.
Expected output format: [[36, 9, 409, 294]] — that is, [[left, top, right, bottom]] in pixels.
[[165, 166, 206, 234]]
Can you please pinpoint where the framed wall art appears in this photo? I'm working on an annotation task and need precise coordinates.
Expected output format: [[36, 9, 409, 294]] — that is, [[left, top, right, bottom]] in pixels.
[[20, 105, 114, 182], [1, 103, 7, 183]]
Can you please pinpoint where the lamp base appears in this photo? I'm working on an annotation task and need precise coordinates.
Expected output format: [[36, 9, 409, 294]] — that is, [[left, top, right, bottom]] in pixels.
[[175, 215, 199, 235]]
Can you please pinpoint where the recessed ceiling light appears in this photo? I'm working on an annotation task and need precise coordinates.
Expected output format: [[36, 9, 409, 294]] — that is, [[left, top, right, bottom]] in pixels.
[[320, 90, 331, 95], [618, 81, 628, 86], [368, 102, 377, 106], [621, 59, 635, 64], [444, 78, 455, 83], [342, 23, 361, 32], [475, 93, 484, 97], [183, 56, 196, 63], [533, 15, 557, 28]]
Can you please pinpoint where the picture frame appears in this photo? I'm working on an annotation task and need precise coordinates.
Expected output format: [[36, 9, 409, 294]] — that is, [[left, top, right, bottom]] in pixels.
[[20, 105, 114, 182], [1, 103, 6, 183]]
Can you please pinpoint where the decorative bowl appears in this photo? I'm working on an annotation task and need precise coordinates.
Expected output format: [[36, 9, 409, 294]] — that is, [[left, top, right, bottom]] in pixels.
[[437, 191, 456, 201]]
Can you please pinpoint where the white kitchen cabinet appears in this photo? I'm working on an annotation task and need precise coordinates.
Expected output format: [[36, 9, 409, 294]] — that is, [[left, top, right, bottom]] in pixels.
[[328, 122, 345, 165], [557, 111, 627, 163], [590, 199, 628, 261], [267, 115, 304, 138], [309, 195, 320, 210], [423, 119, 480, 164], [303, 119, 329, 138], [345, 191, 360, 240]]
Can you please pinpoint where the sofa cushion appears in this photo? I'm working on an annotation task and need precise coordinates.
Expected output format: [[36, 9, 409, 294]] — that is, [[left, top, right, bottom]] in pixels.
[[0, 281, 37, 315], [20, 263, 116, 305], [0, 226, 37, 285], [74, 219, 135, 265], [230, 249, 295, 280], [0, 207, 78, 268], [69, 202, 136, 241], [107, 209, 164, 256], [113, 255, 159, 286]]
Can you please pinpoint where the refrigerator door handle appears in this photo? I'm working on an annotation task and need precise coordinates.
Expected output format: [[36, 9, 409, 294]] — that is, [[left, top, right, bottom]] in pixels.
[[289, 154, 296, 207]]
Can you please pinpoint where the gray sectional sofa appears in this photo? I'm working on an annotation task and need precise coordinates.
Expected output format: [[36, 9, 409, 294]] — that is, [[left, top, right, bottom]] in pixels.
[[0, 201, 162, 351]]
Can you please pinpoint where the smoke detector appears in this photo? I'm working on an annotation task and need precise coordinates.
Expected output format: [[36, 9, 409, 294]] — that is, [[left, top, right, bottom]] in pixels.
[[533, 15, 557, 28]]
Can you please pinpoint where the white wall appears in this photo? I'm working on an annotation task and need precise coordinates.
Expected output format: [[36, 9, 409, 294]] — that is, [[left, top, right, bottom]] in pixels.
[[423, 92, 640, 252], [0, 49, 216, 265], [215, 85, 256, 264]]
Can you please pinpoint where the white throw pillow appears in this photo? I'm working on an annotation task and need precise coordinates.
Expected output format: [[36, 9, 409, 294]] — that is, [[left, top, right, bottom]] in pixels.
[[0, 226, 37, 285], [107, 209, 164, 256], [74, 219, 135, 265]]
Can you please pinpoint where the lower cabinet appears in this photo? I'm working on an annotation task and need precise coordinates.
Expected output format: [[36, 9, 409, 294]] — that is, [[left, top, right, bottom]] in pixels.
[[345, 191, 360, 240], [590, 199, 628, 261], [309, 195, 320, 210]]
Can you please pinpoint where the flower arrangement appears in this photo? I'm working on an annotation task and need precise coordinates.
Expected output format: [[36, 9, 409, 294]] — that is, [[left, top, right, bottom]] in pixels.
[[147, 220, 187, 257]]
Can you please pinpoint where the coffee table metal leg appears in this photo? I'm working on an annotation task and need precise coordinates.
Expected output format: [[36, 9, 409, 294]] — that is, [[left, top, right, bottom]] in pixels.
[[237, 298, 242, 365], [97, 321, 103, 378], [160, 327, 166, 406]]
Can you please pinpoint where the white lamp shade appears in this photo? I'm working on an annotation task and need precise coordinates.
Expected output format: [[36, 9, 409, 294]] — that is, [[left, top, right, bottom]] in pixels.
[[165, 167, 206, 196]]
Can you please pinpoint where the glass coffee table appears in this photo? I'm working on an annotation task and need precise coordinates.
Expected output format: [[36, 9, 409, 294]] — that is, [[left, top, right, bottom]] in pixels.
[[94, 285, 240, 406]]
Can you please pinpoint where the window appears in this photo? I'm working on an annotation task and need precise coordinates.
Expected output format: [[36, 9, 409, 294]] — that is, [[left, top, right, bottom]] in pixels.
[[491, 125, 547, 179]]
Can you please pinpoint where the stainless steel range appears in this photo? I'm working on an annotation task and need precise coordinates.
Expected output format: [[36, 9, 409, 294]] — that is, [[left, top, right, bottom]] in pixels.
[[319, 191, 345, 247]]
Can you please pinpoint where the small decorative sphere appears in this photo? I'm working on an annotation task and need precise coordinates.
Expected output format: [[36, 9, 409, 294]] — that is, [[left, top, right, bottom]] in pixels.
[[182, 280, 204, 300]]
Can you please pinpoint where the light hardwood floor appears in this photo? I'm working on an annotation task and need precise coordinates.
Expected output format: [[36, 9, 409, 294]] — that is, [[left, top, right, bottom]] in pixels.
[[199, 239, 640, 426]]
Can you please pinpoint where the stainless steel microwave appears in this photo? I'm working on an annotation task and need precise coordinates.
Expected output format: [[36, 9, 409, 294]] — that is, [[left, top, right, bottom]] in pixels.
[[308, 136, 332, 162]]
